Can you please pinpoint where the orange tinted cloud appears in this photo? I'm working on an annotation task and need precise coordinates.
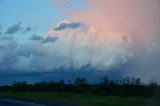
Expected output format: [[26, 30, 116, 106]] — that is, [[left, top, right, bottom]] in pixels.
[[48, 0, 160, 82]]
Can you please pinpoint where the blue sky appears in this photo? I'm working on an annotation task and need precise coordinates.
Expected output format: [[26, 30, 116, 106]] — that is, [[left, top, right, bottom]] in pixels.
[[0, 0, 66, 43], [0, 0, 86, 43], [0, 0, 62, 42], [0, 0, 65, 27]]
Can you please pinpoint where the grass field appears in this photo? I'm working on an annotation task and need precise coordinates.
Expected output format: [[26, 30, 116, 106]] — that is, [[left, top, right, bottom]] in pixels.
[[0, 92, 160, 106]]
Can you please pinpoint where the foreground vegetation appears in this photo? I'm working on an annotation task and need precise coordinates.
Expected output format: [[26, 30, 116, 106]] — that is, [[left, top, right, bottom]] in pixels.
[[0, 92, 160, 106], [0, 76, 160, 106], [0, 76, 160, 97]]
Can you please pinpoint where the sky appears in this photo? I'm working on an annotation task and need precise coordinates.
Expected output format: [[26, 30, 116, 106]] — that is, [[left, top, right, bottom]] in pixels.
[[0, 0, 160, 84]]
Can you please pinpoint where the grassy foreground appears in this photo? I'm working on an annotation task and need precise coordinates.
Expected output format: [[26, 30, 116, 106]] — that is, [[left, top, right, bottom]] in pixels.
[[0, 92, 160, 106]]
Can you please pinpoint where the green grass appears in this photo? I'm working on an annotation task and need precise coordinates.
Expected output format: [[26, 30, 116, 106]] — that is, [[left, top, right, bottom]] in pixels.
[[0, 92, 160, 106]]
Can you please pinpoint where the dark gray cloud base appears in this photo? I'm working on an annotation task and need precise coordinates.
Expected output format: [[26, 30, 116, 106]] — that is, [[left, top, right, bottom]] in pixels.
[[0, 25, 2, 35], [5, 22, 22, 34], [22, 26, 32, 33], [30, 35, 58, 43], [54, 22, 81, 31]]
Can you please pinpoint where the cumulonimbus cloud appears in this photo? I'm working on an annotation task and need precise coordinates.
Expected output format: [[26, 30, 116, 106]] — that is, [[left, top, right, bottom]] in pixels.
[[0, 0, 160, 83], [49, 0, 160, 83]]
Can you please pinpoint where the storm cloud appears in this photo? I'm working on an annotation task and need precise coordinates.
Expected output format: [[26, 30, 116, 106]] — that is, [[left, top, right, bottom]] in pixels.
[[49, 0, 160, 83], [5, 22, 22, 34], [0, 0, 160, 84], [0, 36, 18, 71], [42, 36, 58, 43], [30, 34, 43, 41], [54, 21, 81, 31], [0, 25, 2, 35], [22, 26, 32, 33], [30, 34, 58, 43]]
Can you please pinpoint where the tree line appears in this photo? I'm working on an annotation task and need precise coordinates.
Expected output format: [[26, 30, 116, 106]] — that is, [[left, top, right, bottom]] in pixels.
[[0, 76, 160, 98]]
